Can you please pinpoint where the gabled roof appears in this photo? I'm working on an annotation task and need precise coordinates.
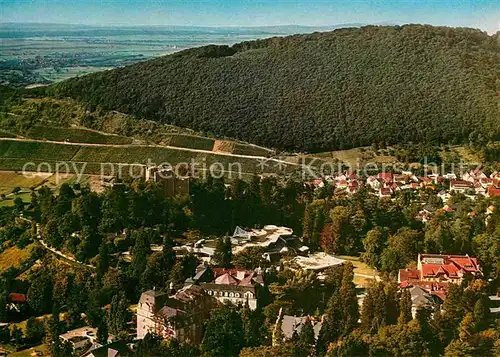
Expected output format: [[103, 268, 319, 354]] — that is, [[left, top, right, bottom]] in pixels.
[[214, 272, 239, 285], [83, 341, 132, 357], [281, 316, 322, 340]]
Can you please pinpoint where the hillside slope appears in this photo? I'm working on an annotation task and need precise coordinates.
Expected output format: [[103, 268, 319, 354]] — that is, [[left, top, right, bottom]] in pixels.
[[49, 25, 500, 152]]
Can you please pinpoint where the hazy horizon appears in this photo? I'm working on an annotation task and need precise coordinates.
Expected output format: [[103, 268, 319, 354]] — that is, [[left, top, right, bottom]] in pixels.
[[1, 0, 499, 34]]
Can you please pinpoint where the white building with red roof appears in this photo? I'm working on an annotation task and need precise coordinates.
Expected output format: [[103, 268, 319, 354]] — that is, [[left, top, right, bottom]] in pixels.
[[200, 268, 264, 310]]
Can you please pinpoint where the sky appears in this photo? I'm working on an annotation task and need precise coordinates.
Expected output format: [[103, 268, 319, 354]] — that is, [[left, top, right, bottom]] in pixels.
[[1, 0, 499, 34]]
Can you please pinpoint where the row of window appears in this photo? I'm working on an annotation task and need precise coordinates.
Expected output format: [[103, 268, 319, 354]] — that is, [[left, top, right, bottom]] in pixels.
[[206, 290, 254, 298]]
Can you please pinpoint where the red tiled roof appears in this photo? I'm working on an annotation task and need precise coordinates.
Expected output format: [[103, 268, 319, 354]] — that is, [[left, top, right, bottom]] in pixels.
[[399, 269, 420, 282], [378, 172, 393, 179], [488, 186, 500, 197], [379, 187, 392, 196], [9, 293, 26, 303], [214, 272, 238, 285], [451, 180, 473, 188], [422, 263, 459, 278]]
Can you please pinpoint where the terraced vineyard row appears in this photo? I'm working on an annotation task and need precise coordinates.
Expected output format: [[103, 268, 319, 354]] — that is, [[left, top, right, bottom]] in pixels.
[[0, 140, 297, 178], [25, 126, 133, 145]]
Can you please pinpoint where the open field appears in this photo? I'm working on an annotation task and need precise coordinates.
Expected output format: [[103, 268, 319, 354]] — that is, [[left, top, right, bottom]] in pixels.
[[0, 171, 79, 193], [0, 171, 51, 192], [337, 255, 379, 287], [0, 243, 35, 274], [8, 344, 50, 357], [0, 139, 297, 178], [26, 126, 133, 145], [0, 141, 80, 161]]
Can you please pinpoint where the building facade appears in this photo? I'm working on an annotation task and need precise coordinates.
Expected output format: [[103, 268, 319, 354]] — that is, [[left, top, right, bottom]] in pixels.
[[136, 285, 214, 344]]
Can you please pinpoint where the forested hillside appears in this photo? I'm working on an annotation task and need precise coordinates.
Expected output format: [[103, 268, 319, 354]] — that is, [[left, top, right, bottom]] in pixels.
[[48, 25, 500, 152]]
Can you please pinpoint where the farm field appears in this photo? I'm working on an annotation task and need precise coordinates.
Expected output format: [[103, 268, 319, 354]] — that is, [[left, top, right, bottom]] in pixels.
[[0, 141, 79, 161], [0, 140, 297, 178], [25, 126, 133, 145], [166, 134, 214, 151]]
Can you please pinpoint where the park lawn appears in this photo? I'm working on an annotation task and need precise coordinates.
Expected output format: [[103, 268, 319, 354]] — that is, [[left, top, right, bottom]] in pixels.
[[0, 243, 35, 274], [337, 255, 378, 277], [353, 274, 376, 287]]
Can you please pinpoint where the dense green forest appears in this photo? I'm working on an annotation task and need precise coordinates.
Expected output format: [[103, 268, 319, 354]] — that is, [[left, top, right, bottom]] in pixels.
[[47, 25, 500, 152]]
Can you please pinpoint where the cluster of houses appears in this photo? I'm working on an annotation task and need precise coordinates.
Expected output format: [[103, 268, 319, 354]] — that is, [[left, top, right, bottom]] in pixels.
[[308, 169, 500, 199], [398, 253, 483, 305]]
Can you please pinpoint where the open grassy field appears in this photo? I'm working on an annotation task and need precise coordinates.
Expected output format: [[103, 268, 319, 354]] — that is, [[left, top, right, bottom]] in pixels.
[[337, 255, 379, 287], [8, 343, 50, 357], [25, 125, 133, 145], [0, 243, 35, 274], [0, 171, 51, 192], [0, 171, 80, 192]]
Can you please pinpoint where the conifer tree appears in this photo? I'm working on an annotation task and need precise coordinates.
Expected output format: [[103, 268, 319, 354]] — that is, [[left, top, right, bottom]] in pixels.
[[339, 263, 359, 336], [398, 288, 413, 325], [299, 317, 316, 354]]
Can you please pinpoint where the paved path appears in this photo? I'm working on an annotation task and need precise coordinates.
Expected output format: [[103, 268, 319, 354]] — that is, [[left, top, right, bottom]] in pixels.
[[21, 218, 96, 269]]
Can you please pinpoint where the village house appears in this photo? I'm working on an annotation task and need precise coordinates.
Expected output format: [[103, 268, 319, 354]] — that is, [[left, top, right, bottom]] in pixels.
[[272, 308, 322, 345], [449, 180, 474, 193], [378, 187, 392, 198], [462, 170, 487, 182]]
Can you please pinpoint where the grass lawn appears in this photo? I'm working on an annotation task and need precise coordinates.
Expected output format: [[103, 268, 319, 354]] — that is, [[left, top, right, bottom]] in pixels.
[[338, 255, 378, 287], [9, 343, 50, 357], [0, 171, 51, 194], [0, 243, 35, 274], [337, 255, 377, 276]]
